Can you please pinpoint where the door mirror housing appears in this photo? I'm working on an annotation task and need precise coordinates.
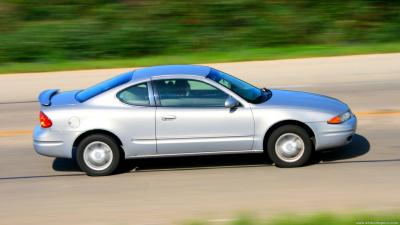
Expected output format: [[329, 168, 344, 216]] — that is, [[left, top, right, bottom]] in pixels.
[[224, 96, 240, 108]]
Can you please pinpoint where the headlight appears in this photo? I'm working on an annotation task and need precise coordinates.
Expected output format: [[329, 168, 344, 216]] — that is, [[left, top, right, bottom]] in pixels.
[[327, 110, 352, 124]]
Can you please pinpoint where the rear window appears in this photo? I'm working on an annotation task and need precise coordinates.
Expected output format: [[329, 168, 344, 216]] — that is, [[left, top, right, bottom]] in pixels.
[[76, 71, 134, 102]]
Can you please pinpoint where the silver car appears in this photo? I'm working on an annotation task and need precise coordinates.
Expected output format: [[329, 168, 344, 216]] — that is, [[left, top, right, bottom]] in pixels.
[[34, 65, 357, 176]]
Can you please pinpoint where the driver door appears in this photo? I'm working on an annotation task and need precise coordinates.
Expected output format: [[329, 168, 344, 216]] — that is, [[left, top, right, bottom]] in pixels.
[[154, 78, 254, 154]]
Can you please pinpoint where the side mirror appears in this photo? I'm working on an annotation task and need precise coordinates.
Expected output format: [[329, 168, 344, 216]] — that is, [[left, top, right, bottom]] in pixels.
[[224, 96, 240, 108]]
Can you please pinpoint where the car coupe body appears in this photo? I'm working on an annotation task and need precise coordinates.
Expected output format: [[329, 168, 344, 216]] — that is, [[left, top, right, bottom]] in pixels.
[[34, 65, 357, 175]]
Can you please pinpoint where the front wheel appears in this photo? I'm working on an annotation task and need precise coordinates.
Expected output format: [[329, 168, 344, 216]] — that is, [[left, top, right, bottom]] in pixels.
[[76, 134, 120, 176], [266, 125, 313, 168]]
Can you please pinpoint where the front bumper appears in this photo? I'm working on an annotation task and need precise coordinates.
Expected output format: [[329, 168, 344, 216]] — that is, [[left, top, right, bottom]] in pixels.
[[307, 115, 357, 151], [33, 125, 79, 158]]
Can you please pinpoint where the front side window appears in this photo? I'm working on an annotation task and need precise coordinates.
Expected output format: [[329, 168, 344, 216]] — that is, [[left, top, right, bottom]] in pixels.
[[117, 82, 150, 106], [154, 79, 228, 107]]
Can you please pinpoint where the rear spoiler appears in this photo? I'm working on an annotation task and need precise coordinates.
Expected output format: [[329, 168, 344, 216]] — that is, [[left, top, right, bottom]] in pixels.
[[38, 89, 59, 106]]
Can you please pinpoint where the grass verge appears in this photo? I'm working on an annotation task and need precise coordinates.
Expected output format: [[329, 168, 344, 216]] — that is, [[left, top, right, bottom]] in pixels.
[[1, 42, 400, 74], [185, 212, 400, 225]]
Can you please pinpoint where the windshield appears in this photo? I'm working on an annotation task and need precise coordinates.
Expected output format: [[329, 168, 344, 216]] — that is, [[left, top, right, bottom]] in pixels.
[[207, 69, 269, 104], [76, 71, 133, 102]]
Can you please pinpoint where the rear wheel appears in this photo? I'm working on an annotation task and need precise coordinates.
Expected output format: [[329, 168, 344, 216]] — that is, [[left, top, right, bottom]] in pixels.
[[266, 125, 312, 168], [76, 134, 120, 176]]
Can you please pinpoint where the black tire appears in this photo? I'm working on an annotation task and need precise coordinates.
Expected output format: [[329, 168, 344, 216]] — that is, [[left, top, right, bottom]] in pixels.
[[266, 125, 313, 168], [76, 134, 121, 176]]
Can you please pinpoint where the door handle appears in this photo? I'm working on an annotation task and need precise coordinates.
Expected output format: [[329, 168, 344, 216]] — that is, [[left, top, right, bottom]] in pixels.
[[161, 115, 176, 121]]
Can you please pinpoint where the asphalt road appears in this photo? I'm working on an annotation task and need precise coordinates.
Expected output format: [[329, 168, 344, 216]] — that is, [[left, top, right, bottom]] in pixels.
[[0, 54, 400, 225]]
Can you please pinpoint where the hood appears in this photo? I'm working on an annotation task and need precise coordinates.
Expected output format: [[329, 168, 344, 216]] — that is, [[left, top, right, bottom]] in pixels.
[[262, 89, 349, 114]]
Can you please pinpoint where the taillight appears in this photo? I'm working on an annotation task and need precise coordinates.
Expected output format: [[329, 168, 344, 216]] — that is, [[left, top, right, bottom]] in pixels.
[[40, 111, 52, 128]]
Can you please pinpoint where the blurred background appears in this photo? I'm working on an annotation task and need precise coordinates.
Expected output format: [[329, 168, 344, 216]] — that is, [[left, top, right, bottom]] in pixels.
[[0, 1, 400, 225], [0, 0, 399, 65]]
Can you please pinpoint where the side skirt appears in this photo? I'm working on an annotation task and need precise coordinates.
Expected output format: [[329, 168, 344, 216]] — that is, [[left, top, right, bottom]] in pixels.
[[126, 149, 264, 159]]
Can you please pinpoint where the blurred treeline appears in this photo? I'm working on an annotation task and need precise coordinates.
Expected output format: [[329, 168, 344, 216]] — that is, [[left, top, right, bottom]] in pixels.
[[0, 0, 399, 63]]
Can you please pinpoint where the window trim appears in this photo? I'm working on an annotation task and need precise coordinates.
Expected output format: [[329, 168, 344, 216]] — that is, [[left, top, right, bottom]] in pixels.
[[151, 78, 239, 108], [116, 81, 155, 107]]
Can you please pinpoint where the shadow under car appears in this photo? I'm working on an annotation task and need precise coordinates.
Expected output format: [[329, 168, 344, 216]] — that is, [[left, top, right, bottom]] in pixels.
[[52, 134, 371, 174]]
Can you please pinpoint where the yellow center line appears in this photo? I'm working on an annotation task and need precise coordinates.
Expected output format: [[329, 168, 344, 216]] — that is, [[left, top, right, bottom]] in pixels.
[[0, 110, 399, 137], [0, 130, 32, 137], [355, 110, 400, 116]]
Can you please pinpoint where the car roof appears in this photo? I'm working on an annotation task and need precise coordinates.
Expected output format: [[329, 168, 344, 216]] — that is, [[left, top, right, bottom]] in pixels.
[[76, 65, 213, 103], [132, 65, 211, 80]]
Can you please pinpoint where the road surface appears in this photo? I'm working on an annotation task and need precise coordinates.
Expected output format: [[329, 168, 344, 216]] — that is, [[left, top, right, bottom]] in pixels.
[[0, 53, 399, 225]]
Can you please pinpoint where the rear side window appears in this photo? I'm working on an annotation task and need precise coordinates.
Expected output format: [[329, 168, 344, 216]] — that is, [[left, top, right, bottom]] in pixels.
[[117, 82, 150, 106]]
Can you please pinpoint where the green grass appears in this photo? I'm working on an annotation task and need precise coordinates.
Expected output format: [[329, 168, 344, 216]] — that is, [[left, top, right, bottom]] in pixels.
[[1, 42, 400, 74], [185, 212, 400, 225]]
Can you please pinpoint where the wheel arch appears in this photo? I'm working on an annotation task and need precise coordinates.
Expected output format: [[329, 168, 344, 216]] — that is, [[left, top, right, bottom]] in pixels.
[[263, 120, 316, 150], [72, 129, 124, 158]]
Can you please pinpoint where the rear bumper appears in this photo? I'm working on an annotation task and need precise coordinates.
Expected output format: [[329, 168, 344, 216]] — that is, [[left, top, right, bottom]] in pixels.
[[307, 115, 357, 151], [33, 125, 79, 158], [33, 140, 66, 157]]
